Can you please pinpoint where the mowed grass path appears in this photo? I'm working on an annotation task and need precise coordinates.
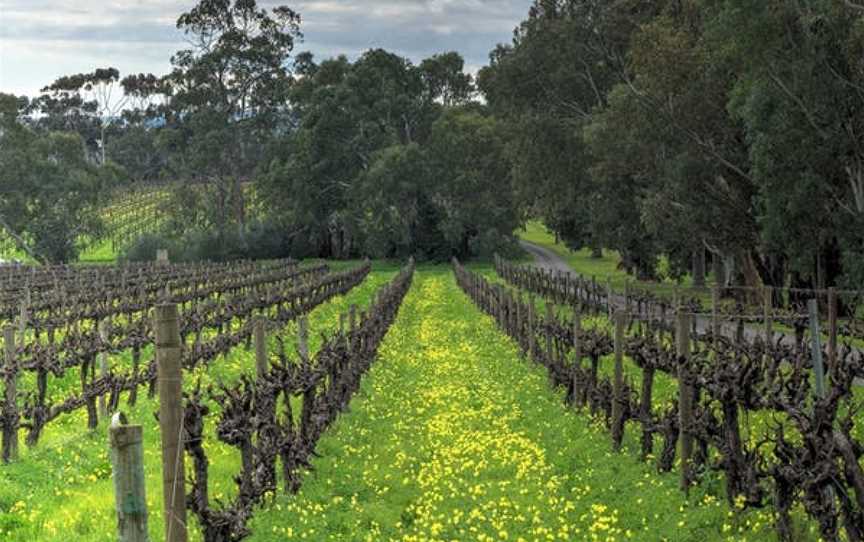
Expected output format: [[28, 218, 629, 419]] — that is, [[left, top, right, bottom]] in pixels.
[[249, 268, 775, 542]]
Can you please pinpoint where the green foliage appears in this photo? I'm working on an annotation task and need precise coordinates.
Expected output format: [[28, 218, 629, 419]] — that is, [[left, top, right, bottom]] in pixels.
[[0, 94, 109, 263], [418, 52, 475, 106], [260, 50, 509, 261], [121, 220, 293, 263], [424, 109, 519, 258], [484, 0, 864, 290], [164, 0, 302, 233]]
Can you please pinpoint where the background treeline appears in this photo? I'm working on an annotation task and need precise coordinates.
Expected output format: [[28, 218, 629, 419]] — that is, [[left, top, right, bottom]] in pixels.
[[1, 0, 863, 294], [0, 0, 518, 264], [481, 0, 864, 294]]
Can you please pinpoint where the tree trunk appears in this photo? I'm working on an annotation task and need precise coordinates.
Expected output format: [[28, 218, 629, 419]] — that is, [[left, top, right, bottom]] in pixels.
[[692, 247, 706, 288], [712, 252, 723, 288], [101, 124, 107, 165], [233, 177, 246, 226]]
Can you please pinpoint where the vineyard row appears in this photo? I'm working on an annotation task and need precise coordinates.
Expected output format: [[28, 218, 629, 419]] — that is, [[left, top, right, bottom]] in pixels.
[[455, 258, 864, 541]]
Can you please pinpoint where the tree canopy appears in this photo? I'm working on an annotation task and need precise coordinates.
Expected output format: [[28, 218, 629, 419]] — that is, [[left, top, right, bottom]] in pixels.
[[6, 0, 864, 283], [480, 0, 864, 291]]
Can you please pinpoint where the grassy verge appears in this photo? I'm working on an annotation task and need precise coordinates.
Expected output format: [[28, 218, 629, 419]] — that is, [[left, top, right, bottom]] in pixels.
[[519, 222, 711, 304]]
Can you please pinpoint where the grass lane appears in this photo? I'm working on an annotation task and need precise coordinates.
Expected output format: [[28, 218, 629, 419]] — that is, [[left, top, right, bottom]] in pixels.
[[249, 267, 796, 542]]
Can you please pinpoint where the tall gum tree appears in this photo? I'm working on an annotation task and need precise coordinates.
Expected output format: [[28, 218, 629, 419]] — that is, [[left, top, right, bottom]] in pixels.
[[165, 0, 302, 234]]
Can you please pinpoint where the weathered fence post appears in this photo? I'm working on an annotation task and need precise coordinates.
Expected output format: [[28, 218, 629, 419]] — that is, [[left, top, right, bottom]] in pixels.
[[98, 318, 111, 420], [807, 298, 836, 518], [569, 304, 581, 400], [672, 286, 680, 313], [298, 315, 315, 443], [545, 303, 554, 361], [808, 300, 827, 399], [2, 325, 18, 462], [154, 304, 187, 542], [18, 299, 28, 345], [677, 312, 694, 493], [528, 297, 536, 358], [611, 312, 627, 452], [624, 280, 630, 316], [254, 317, 268, 379], [298, 315, 310, 361], [349, 305, 357, 353], [109, 412, 149, 542], [606, 278, 613, 320]]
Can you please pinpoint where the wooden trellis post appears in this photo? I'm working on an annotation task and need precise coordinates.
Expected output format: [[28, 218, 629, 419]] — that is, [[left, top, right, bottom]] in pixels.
[[18, 298, 28, 345], [712, 285, 721, 348], [154, 304, 187, 542], [2, 325, 18, 463], [624, 280, 630, 315], [611, 313, 626, 452], [763, 286, 773, 345], [109, 412, 149, 542], [254, 317, 269, 379], [827, 288, 837, 369], [808, 300, 827, 399], [807, 298, 835, 512], [606, 278, 613, 319], [672, 286, 679, 313], [545, 303, 554, 361], [298, 315, 310, 361], [572, 305, 582, 408], [98, 318, 111, 420], [677, 312, 694, 493]]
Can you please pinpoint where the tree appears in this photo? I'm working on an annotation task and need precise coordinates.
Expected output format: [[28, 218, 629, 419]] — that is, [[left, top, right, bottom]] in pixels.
[[477, 0, 650, 257], [419, 52, 475, 106], [165, 0, 302, 233], [36, 68, 129, 164], [425, 109, 519, 258], [0, 93, 107, 262], [260, 49, 440, 257], [704, 0, 864, 290], [350, 144, 440, 259]]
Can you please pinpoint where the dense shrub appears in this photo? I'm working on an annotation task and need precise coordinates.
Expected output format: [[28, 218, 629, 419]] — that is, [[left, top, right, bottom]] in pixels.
[[121, 220, 294, 262]]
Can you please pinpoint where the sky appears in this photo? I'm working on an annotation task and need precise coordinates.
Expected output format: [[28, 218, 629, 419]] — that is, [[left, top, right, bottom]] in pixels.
[[0, 0, 531, 97]]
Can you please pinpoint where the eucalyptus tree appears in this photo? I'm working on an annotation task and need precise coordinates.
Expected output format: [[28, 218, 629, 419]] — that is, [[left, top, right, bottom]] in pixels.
[[478, 0, 660, 261], [102, 73, 172, 183], [0, 93, 107, 262], [419, 52, 475, 106], [703, 0, 864, 290], [260, 49, 442, 257], [164, 0, 302, 234], [35, 67, 129, 164]]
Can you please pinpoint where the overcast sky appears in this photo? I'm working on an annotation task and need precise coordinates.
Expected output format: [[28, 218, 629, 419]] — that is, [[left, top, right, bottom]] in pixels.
[[0, 0, 530, 97]]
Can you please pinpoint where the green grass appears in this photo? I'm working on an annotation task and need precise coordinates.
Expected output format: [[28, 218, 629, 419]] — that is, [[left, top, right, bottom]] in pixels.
[[78, 238, 118, 263], [519, 222, 712, 305], [0, 264, 396, 541], [247, 268, 813, 541], [0, 263, 828, 541]]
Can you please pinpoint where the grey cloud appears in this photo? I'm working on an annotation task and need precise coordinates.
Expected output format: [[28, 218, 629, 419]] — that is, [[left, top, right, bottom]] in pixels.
[[0, 0, 530, 95]]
